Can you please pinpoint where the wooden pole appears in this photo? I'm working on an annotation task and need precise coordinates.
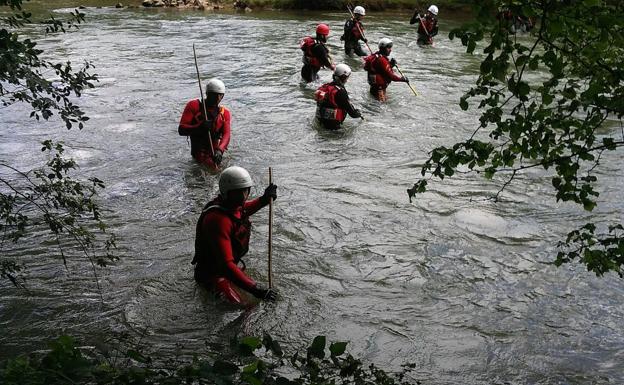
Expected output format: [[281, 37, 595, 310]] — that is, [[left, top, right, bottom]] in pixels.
[[268, 167, 273, 289], [395, 65, 419, 97], [192, 44, 215, 157]]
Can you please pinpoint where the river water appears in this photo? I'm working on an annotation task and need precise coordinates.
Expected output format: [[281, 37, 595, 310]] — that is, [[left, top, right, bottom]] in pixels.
[[1, 2, 623, 384]]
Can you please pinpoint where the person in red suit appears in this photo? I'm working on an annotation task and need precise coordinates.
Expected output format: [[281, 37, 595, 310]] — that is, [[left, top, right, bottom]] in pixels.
[[192, 166, 278, 305], [364, 38, 409, 101], [178, 78, 231, 169], [410, 5, 439, 45]]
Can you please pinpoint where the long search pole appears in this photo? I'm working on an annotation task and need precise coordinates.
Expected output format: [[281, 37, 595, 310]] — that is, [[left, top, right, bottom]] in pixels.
[[347, 5, 373, 54], [414, 10, 431, 41], [395, 65, 418, 97], [267, 167, 273, 289], [192, 44, 215, 157]]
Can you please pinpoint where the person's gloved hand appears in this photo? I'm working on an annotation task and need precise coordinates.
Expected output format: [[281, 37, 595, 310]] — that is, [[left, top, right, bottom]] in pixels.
[[354, 109, 362, 119], [389, 58, 397, 68], [362, 37, 368, 43], [262, 183, 278, 204], [212, 150, 223, 165], [340, 34, 345, 41], [402, 76, 410, 83], [252, 285, 278, 301]]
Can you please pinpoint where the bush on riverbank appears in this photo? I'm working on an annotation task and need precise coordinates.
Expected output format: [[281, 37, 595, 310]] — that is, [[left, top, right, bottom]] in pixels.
[[0, 334, 420, 385]]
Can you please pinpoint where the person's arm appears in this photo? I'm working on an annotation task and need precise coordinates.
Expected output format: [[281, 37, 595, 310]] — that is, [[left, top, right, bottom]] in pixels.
[[352, 21, 363, 40], [216, 108, 231, 153], [243, 184, 278, 216], [410, 9, 421, 24], [335, 88, 360, 118], [243, 197, 264, 216], [205, 213, 257, 291], [178, 100, 204, 136], [313, 44, 333, 69], [378, 58, 404, 82]]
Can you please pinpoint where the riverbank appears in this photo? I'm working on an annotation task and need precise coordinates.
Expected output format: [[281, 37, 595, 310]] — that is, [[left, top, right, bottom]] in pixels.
[[244, 0, 471, 11], [138, 0, 471, 11]]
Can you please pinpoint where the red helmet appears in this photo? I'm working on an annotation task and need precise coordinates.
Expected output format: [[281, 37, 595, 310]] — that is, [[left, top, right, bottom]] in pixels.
[[316, 23, 330, 36]]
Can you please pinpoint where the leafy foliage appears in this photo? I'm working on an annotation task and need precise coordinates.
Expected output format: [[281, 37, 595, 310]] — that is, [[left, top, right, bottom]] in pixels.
[[0, 334, 420, 385], [1, 0, 114, 284], [408, 0, 624, 277]]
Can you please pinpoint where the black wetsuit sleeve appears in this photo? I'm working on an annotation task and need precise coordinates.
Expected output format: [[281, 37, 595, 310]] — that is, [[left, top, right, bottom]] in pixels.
[[335, 88, 360, 118], [312, 43, 333, 68], [410, 10, 421, 24]]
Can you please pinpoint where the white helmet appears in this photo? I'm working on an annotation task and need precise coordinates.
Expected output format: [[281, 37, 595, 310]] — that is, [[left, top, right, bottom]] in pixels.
[[219, 166, 253, 196], [333, 63, 352, 78], [205, 78, 225, 94], [353, 6, 365, 16], [378, 37, 393, 49], [428, 5, 438, 15]]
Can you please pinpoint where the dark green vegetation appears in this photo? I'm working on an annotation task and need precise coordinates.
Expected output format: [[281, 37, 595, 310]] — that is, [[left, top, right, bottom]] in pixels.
[[0, 334, 419, 385], [409, 0, 624, 277], [0, 0, 115, 285]]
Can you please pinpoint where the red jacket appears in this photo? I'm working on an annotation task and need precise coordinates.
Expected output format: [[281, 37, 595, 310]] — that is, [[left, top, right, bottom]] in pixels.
[[364, 53, 403, 89], [193, 197, 265, 292], [315, 83, 346, 123], [418, 15, 437, 36], [178, 99, 231, 161]]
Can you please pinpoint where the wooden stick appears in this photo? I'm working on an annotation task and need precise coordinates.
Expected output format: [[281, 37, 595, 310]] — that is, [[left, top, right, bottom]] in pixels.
[[395, 65, 419, 97], [192, 44, 215, 157], [268, 167, 273, 289]]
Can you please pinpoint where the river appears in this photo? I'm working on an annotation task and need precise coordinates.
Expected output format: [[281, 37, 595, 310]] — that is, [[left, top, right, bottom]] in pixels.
[[1, 1, 623, 384]]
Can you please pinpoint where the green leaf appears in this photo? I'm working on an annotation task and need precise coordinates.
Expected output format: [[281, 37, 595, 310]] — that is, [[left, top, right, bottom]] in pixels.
[[329, 342, 348, 357], [307, 336, 326, 359], [460, 97, 469, 111], [263, 334, 283, 357], [239, 336, 262, 355], [242, 360, 259, 373], [467, 38, 477, 54], [583, 200, 597, 211], [126, 350, 148, 363], [529, 56, 539, 70], [517, 82, 530, 97], [213, 360, 239, 375]]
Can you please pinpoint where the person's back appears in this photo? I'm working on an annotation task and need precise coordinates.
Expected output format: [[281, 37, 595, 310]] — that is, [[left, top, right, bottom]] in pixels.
[[315, 64, 361, 130], [300, 24, 334, 82]]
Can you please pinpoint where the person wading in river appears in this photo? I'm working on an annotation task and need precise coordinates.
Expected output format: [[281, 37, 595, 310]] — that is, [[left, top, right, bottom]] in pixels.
[[314, 64, 362, 130], [192, 166, 278, 305], [300, 23, 335, 83], [178, 78, 230, 169], [364, 38, 409, 102], [410, 5, 439, 46], [341, 5, 367, 57]]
